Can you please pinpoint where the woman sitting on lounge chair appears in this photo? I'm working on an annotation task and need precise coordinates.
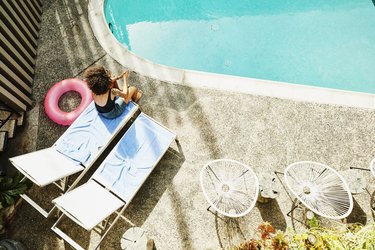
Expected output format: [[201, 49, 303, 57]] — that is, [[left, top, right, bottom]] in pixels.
[[84, 64, 142, 119]]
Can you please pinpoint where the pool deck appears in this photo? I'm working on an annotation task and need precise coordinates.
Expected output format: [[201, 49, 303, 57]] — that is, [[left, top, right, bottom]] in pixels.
[[2, 0, 375, 249]]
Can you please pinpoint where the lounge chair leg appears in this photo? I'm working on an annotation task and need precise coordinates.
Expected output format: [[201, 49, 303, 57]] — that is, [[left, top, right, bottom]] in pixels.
[[93, 206, 128, 250], [120, 214, 136, 227], [175, 137, 184, 158], [53, 212, 66, 226], [62, 176, 69, 192]]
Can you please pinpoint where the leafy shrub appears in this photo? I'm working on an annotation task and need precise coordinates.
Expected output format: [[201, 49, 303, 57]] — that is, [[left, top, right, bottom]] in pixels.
[[0, 173, 31, 209], [230, 222, 375, 250]]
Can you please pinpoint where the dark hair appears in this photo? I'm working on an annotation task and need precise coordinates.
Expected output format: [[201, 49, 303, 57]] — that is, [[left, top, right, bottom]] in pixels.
[[83, 65, 111, 95]]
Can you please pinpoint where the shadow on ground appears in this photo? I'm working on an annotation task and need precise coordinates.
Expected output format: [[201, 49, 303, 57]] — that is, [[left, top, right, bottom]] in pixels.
[[346, 198, 367, 225], [2, 0, 375, 249], [257, 200, 287, 231]]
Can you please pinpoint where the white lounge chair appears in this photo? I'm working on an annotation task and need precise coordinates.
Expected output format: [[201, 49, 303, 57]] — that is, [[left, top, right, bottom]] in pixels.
[[9, 101, 139, 217], [51, 113, 177, 250]]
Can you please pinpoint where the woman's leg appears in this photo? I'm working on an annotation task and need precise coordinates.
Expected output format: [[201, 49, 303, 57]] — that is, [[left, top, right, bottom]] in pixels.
[[127, 86, 142, 103]]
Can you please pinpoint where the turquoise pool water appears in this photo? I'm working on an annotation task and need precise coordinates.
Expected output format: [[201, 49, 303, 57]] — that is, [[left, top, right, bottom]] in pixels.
[[105, 0, 375, 94]]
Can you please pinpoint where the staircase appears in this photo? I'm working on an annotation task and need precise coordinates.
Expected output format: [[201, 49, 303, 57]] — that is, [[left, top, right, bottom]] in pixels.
[[1, 0, 43, 152], [0, 109, 25, 153]]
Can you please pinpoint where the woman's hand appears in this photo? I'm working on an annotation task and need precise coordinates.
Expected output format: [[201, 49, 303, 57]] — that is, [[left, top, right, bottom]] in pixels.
[[111, 70, 128, 88], [117, 70, 129, 80]]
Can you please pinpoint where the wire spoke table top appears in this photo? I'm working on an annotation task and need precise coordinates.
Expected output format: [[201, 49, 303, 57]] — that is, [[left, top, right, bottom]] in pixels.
[[284, 161, 353, 220], [200, 159, 259, 217]]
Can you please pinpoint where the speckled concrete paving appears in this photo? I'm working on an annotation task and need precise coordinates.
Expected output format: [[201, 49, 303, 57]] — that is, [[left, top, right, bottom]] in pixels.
[[2, 0, 375, 249]]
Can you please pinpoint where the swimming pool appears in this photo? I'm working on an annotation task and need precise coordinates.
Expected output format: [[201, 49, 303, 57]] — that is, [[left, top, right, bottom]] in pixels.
[[104, 0, 375, 94]]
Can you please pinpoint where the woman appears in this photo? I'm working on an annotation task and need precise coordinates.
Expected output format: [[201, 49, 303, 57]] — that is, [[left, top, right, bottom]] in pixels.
[[83, 64, 142, 119]]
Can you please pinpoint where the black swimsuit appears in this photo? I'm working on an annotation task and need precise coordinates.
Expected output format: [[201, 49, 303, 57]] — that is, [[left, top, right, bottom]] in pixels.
[[95, 89, 115, 113]]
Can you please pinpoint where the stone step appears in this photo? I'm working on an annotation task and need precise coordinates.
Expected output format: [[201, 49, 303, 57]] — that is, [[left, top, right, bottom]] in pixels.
[[0, 119, 16, 139], [0, 110, 25, 127], [0, 131, 8, 152], [14, 112, 25, 126], [0, 110, 12, 121]]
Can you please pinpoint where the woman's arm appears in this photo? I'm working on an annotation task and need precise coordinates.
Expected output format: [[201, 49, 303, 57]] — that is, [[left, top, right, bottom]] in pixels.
[[111, 88, 127, 99], [122, 71, 129, 93], [110, 70, 129, 89], [112, 71, 130, 100], [112, 70, 129, 81]]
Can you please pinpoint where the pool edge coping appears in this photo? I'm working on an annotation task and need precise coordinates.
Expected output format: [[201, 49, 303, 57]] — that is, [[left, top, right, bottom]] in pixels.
[[88, 0, 375, 110]]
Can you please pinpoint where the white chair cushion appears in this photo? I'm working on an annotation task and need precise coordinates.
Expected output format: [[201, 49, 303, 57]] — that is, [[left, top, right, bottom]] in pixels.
[[53, 180, 124, 230], [9, 148, 84, 187]]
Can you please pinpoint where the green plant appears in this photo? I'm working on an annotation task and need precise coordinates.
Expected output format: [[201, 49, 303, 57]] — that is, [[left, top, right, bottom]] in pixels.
[[351, 223, 375, 250], [232, 239, 261, 250], [0, 173, 31, 210], [230, 222, 375, 250], [271, 231, 288, 250], [229, 222, 288, 250], [306, 213, 320, 229], [258, 222, 276, 242]]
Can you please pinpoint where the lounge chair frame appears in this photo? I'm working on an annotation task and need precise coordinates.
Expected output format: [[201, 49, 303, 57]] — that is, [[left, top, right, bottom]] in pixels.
[[9, 102, 139, 217], [51, 113, 178, 250]]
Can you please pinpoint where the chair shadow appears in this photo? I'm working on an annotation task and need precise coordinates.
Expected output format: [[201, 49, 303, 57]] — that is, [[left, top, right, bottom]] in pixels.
[[124, 147, 185, 224], [346, 198, 367, 225], [213, 199, 287, 250], [256, 199, 287, 231], [100, 145, 185, 248], [214, 214, 247, 250]]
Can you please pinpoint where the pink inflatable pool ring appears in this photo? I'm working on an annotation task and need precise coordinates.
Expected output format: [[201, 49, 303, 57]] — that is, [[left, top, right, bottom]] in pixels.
[[44, 78, 93, 126]]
